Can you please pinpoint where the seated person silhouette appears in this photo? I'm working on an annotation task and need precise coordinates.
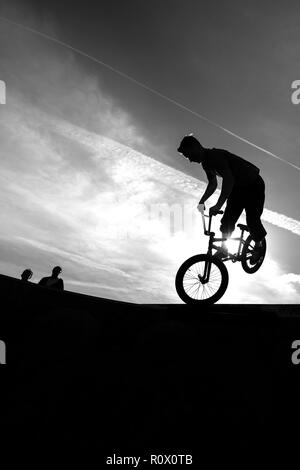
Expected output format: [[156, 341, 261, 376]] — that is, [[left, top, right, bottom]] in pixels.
[[21, 269, 33, 282], [177, 134, 267, 264], [38, 266, 64, 290]]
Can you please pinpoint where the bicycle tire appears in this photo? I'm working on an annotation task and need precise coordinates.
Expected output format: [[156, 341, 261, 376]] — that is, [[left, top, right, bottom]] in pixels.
[[175, 254, 229, 305], [241, 235, 266, 274]]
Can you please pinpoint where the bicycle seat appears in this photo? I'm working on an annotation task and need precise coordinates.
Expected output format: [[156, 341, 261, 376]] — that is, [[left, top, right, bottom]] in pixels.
[[237, 223, 249, 231]]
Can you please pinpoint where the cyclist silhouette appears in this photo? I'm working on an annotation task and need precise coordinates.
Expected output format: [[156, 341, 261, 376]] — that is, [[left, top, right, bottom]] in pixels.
[[177, 135, 267, 264]]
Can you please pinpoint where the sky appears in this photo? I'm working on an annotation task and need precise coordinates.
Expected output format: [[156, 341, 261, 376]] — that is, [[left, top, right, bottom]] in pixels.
[[0, 0, 299, 303]]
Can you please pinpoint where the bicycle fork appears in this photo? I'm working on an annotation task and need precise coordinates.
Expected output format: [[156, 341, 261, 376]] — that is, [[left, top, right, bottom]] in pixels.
[[200, 258, 212, 284], [200, 232, 228, 283], [200, 236, 217, 284]]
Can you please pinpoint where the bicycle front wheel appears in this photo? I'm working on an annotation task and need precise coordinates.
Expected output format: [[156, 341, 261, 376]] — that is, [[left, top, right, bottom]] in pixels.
[[175, 254, 229, 305]]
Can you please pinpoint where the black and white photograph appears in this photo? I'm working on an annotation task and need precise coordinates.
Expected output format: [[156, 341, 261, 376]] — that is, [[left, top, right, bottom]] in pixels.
[[0, 0, 300, 464]]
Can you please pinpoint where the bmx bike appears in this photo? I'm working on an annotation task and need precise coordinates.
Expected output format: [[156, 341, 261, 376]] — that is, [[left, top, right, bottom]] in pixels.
[[175, 210, 266, 304]]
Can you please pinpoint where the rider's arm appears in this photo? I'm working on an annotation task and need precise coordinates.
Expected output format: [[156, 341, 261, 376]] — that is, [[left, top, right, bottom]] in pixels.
[[215, 164, 235, 208], [199, 169, 217, 204]]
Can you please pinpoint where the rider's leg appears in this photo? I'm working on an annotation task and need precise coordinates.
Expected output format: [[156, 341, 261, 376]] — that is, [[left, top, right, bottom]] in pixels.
[[244, 176, 267, 243], [244, 176, 267, 264], [215, 186, 244, 258], [220, 186, 244, 244]]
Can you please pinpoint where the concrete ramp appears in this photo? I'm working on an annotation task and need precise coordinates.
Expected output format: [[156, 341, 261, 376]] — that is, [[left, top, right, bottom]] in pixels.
[[0, 274, 299, 461]]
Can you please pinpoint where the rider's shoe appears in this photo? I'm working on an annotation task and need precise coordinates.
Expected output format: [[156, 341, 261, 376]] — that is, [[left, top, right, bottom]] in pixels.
[[250, 240, 264, 265], [213, 246, 228, 260]]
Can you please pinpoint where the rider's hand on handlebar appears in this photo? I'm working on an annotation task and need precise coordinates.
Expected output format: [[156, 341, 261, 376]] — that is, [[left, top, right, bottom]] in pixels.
[[209, 204, 222, 216], [197, 203, 205, 213]]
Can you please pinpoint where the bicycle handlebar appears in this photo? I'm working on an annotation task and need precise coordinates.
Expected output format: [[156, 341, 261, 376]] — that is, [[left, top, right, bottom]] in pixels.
[[202, 210, 224, 218]]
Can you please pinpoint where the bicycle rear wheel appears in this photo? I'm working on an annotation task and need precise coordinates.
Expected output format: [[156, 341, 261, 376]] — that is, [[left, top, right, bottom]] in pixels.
[[175, 254, 229, 305], [241, 236, 266, 273]]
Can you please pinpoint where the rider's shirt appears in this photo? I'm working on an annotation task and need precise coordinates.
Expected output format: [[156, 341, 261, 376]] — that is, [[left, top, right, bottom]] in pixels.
[[202, 148, 260, 187]]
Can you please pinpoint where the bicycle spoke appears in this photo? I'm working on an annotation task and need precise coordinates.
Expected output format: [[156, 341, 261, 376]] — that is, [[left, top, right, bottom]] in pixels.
[[184, 281, 200, 293], [193, 283, 204, 299], [184, 273, 198, 281], [195, 282, 202, 299]]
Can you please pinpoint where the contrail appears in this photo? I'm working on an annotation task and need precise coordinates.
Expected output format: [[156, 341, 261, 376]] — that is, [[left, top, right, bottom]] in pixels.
[[262, 209, 300, 236], [42, 114, 300, 237], [1, 15, 300, 171]]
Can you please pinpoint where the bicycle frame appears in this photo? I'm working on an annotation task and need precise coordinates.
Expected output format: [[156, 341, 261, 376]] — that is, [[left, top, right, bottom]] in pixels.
[[200, 211, 248, 283]]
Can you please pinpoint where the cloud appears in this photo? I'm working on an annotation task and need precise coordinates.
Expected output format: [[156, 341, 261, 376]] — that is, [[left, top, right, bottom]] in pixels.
[[0, 13, 146, 151], [1, 98, 300, 302], [50, 116, 300, 237], [222, 258, 300, 304], [0, 7, 299, 304]]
